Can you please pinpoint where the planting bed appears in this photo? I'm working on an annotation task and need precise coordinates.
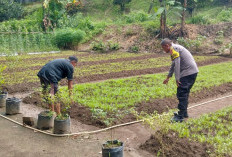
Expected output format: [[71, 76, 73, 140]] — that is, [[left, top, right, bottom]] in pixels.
[[1, 51, 232, 156], [1, 51, 230, 93], [23, 61, 232, 127]]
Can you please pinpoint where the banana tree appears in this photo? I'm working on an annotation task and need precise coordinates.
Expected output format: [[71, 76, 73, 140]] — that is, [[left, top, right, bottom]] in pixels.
[[154, 0, 182, 38]]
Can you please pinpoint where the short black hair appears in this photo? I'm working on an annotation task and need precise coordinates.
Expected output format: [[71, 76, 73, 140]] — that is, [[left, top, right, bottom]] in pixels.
[[161, 38, 172, 46], [68, 56, 78, 63]]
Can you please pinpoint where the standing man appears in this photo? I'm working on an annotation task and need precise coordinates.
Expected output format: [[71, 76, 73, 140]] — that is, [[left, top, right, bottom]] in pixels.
[[161, 38, 198, 122], [37, 56, 78, 115]]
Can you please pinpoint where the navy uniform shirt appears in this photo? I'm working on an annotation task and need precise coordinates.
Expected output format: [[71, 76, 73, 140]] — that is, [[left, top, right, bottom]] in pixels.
[[37, 59, 74, 83]]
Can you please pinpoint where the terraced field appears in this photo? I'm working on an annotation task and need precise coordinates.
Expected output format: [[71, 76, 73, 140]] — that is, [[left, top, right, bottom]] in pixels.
[[1, 51, 228, 93]]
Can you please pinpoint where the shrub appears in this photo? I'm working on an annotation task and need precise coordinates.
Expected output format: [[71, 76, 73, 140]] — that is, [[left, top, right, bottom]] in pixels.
[[0, 65, 6, 92], [65, 1, 83, 16], [108, 41, 120, 50], [91, 41, 107, 52], [130, 45, 139, 52], [123, 11, 150, 24], [217, 9, 232, 22], [188, 15, 210, 25], [214, 31, 224, 45], [53, 28, 86, 49], [0, 0, 24, 22], [177, 35, 206, 52], [91, 40, 120, 52]]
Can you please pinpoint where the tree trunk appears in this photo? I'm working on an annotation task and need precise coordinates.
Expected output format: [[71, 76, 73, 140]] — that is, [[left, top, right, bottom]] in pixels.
[[120, 3, 125, 12], [160, 8, 167, 38], [181, 0, 187, 37]]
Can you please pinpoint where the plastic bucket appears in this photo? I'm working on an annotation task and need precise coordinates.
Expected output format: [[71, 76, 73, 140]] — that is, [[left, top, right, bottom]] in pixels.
[[102, 140, 124, 157], [0, 92, 7, 108], [37, 111, 55, 130], [53, 116, 71, 134], [6, 97, 21, 115]]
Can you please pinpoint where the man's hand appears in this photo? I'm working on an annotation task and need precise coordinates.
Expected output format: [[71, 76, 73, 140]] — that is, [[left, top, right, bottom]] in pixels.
[[163, 78, 170, 85], [176, 80, 181, 87]]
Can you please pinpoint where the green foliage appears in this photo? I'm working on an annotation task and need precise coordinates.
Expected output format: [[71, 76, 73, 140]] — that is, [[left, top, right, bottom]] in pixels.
[[0, 65, 6, 92], [170, 106, 232, 155], [123, 11, 150, 23], [65, 1, 83, 16], [188, 15, 210, 24], [113, 0, 132, 11], [53, 28, 85, 49], [91, 40, 120, 52], [130, 45, 139, 52], [56, 61, 232, 115], [0, 0, 24, 22], [214, 31, 224, 45], [0, 32, 58, 55], [44, 0, 65, 30], [177, 35, 206, 51], [216, 9, 232, 22], [91, 41, 107, 52]]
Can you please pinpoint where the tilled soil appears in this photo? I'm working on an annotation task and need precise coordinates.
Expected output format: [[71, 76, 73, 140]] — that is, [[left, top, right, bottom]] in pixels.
[[7, 56, 231, 94], [140, 131, 214, 157], [23, 82, 232, 128]]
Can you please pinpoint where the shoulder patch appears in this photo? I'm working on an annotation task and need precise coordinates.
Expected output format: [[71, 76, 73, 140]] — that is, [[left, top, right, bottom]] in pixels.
[[171, 48, 180, 61]]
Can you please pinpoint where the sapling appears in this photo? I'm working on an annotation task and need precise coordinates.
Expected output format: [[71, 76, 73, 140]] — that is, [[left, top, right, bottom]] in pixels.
[[0, 65, 7, 93]]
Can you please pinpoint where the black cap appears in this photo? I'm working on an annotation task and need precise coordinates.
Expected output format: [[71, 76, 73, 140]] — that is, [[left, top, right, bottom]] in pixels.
[[68, 56, 78, 62]]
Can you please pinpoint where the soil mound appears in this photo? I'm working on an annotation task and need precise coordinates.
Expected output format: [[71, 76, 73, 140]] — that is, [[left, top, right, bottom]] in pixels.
[[140, 131, 213, 157]]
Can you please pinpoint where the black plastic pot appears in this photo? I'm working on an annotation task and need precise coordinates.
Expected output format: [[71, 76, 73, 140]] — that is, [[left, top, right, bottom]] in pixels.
[[0, 92, 7, 108], [37, 111, 55, 130], [53, 116, 71, 134], [102, 140, 124, 157], [6, 97, 21, 115]]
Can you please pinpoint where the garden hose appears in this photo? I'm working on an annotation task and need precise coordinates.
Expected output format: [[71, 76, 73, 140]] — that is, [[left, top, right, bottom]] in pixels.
[[1, 94, 232, 137]]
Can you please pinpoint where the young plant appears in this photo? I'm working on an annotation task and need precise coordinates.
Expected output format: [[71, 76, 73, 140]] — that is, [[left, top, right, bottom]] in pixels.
[[0, 65, 7, 93]]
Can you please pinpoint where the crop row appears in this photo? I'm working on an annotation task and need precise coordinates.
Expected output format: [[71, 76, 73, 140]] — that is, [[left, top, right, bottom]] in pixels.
[[2, 55, 218, 85], [57, 61, 232, 113], [169, 106, 232, 155]]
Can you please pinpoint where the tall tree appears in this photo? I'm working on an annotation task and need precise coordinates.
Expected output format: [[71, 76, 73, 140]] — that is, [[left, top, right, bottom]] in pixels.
[[180, 0, 187, 36], [154, 0, 182, 38]]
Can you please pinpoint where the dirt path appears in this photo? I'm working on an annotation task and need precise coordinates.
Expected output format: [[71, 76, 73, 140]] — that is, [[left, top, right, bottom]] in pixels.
[[1, 92, 232, 156]]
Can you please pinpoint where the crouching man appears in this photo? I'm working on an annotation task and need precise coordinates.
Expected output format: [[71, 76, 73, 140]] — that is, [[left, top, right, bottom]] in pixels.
[[37, 56, 78, 115]]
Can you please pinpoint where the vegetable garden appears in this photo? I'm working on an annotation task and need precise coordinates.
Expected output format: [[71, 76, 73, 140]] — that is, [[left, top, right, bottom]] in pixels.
[[1, 0, 232, 156]]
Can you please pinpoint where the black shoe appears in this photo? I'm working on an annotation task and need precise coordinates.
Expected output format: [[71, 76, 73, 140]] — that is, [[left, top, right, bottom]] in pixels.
[[171, 113, 183, 123], [183, 112, 189, 118]]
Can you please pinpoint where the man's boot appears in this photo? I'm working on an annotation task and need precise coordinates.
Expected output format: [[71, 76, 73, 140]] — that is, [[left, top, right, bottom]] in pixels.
[[171, 113, 183, 123], [183, 111, 189, 118]]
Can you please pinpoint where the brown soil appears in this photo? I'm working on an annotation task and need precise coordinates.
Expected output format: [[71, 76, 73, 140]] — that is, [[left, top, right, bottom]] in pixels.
[[23, 81, 232, 128], [140, 131, 214, 157], [4, 53, 163, 73], [80, 22, 232, 54], [6, 54, 231, 93], [135, 82, 232, 115]]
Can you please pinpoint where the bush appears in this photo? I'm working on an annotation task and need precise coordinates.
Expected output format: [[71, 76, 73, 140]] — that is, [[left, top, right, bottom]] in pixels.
[[217, 9, 232, 22], [123, 11, 150, 24], [188, 15, 210, 25], [66, 1, 83, 16], [177, 35, 206, 52], [91, 40, 120, 52], [0, 0, 24, 22], [214, 31, 224, 45], [53, 28, 86, 49]]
